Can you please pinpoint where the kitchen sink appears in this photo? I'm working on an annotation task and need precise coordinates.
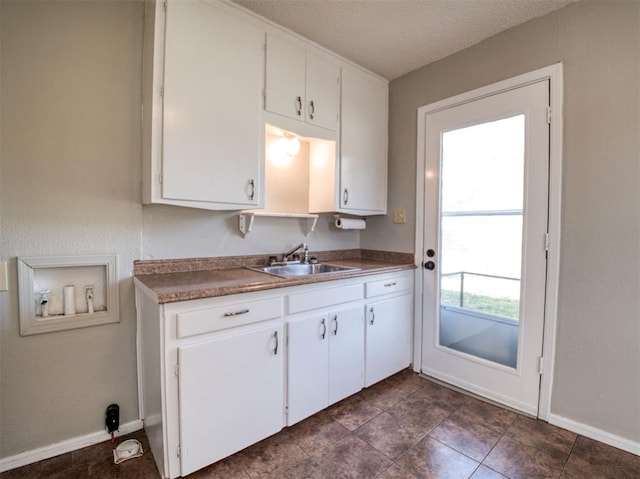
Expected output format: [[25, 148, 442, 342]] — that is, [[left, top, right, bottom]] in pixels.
[[248, 263, 360, 278]]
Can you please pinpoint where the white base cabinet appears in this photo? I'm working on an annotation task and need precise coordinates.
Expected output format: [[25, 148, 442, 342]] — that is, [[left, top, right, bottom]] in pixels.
[[328, 306, 365, 405], [135, 269, 411, 478], [287, 305, 363, 425], [178, 321, 283, 476], [287, 313, 330, 425], [365, 273, 414, 387], [135, 287, 285, 479]]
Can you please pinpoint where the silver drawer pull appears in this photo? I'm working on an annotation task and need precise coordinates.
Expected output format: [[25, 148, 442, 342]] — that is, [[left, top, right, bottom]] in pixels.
[[223, 309, 250, 317], [273, 331, 279, 355], [384, 282, 397, 287]]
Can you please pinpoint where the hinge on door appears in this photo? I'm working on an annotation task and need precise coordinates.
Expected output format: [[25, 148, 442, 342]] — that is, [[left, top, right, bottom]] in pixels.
[[176, 445, 181, 458], [163, 1, 167, 13], [174, 363, 179, 377], [546, 106, 552, 124], [537, 356, 544, 374], [544, 233, 550, 252], [160, 86, 164, 98], [159, 174, 164, 185]]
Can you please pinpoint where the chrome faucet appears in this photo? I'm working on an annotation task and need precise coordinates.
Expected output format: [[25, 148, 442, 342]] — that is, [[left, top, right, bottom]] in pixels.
[[283, 242, 309, 263]]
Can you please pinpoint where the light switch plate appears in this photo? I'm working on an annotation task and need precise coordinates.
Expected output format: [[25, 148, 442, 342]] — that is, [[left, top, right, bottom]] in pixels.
[[393, 209, 406, 224], [0, 261, 8, 291]]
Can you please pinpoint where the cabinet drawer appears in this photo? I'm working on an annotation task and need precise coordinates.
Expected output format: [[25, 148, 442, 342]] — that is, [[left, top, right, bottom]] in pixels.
[[288, 283, 362, 314], [365, 274, 412, 298], [176, 297, 282, 338]]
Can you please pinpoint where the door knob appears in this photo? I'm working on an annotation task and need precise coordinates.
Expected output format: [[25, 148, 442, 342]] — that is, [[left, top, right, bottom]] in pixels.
[[424, 261, 435, 270]]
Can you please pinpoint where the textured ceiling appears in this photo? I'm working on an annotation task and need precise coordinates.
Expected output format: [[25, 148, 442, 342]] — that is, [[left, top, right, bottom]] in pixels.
[[232, 0, 576, 80]]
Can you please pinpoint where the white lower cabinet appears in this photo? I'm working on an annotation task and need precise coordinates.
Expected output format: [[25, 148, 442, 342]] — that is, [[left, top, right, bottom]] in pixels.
[[178, 321, 283, 476], [365, 273, 414, 387], [135, 288, 285, 479], [328, 306, 364, 405], [287, 305, 364, 425], [287, 313, 330, 424], [135, 269, 411, 478]]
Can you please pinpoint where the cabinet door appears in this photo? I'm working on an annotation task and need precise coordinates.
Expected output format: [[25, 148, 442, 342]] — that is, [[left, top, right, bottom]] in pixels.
[[340, 67, 388, 214], [265, 34, 306, 121], [306, 53, 340, 131], [287, 314, 330, 425], [328, 306, 364, 405], [162, 0, 264, 207], [178, 321, 284, 476], [365, 294, 412, 387]]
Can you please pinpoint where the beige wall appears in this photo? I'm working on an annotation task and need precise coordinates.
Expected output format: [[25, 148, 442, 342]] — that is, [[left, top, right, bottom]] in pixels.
[[0, 0, 358, 459], [363, 1, 640, 443], [0, 0, 144, 458]]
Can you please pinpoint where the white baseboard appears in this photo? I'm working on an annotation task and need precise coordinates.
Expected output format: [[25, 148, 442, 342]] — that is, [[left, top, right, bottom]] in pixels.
[[548, 413, 640, 456], [0, 419, 144, 473]]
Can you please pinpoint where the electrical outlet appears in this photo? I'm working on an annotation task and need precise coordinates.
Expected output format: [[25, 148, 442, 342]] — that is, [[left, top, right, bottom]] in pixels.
[[0, 262, 7, 292], [393, 209, 406, 224], [105, 404, 120, 433]]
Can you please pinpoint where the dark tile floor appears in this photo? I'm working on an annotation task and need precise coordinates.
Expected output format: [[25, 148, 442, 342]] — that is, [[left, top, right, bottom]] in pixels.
[[2, 370, 640, 478]]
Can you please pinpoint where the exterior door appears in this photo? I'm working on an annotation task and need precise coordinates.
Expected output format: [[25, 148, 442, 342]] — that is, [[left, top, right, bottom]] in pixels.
[[421, 80, 550, 415]]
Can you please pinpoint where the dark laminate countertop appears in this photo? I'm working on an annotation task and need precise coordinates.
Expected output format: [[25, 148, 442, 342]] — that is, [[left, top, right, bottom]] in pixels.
[[134, 251, 415, 304]]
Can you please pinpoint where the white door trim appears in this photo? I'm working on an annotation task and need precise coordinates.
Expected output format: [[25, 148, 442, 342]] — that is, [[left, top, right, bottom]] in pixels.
[[413, 63, 563, 420]]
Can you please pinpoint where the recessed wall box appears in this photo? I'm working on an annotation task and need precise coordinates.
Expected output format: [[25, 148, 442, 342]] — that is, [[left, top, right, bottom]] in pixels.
[[17, 254, 119, 336]]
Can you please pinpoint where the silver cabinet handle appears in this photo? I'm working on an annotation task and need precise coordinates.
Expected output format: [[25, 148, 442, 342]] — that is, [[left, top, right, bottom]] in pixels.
[[384, 282, 397, 287], [332, 315, 338, 336], [295, 96, 302, 116], [248, 179, 255, 200], [369, 307, 375, 325], [309, 100, 315, 120], [224, 309, 249, 317], [320, 318, 327, 340], [343, 188, 349, 206], [273, 331, 279, 355]]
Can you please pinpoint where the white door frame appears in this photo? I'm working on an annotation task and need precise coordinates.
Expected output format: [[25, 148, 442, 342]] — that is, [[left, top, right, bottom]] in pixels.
[[413, 64, 563, 420]]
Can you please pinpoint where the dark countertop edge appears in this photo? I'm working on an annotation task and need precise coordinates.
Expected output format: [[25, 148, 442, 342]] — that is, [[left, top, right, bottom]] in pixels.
[[133, 249, 414, 275], [138, 261, 416, 304]]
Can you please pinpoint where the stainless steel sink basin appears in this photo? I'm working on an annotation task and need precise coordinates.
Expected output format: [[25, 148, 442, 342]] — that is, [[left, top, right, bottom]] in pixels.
[[248, 263, 360, 278]]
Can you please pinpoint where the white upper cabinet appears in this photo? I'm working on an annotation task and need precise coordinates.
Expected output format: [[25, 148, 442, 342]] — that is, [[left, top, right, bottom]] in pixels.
[[306, 53, 341, 131], [143, 0, 387, 214], [265, 33, 340, 132], [339, 67, 389, 215], [143, 0, 265, 210], [308, 66, 388, 216], [265, 35, 306, 122]]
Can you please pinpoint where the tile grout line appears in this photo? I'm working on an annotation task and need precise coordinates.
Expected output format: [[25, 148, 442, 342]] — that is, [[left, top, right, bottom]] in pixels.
[[557, 433, 580, 479]]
